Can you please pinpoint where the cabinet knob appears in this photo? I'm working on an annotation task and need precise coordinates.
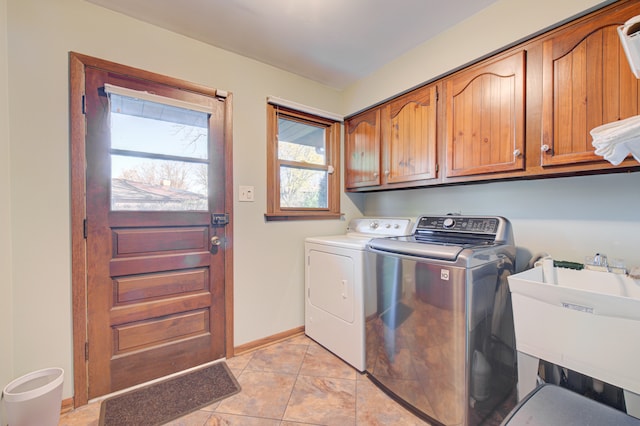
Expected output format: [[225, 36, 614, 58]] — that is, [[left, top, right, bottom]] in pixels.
[[384, 170, 390, 176], [373, 172, 379, 178], [541, 144, 550, 152], [513, 149, 522, 158]]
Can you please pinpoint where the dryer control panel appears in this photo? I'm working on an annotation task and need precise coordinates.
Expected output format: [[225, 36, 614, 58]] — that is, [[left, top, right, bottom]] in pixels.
[[347, 218, 413, 236]]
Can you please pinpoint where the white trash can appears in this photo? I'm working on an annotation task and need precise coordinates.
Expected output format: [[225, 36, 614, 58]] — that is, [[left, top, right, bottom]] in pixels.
[[2, 367, 64, 426]]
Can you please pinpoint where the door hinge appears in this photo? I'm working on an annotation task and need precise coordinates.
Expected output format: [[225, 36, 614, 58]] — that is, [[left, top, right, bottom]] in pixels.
[[83, 218, 88, 239], [85, 342, 89, 361], [211, 213, 229, 227], [82, 94, 86, 115]]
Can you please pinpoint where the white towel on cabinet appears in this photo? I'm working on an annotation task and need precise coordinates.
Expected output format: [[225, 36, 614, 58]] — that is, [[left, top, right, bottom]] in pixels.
[[590, 115, 640, 165]]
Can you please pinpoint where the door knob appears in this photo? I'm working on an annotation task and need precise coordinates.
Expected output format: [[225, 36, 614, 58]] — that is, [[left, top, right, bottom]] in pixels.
[[210, 236, 222, 254]]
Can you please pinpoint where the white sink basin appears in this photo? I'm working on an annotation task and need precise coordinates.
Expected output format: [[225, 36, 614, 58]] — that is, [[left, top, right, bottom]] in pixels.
[[512, 266, 640, 320], [508, 266, 640, 416]]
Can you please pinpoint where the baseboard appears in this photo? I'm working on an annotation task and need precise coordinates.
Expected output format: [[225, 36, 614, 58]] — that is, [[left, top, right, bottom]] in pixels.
[[61, 396, 75, 414], [233, 326, 305, 356]]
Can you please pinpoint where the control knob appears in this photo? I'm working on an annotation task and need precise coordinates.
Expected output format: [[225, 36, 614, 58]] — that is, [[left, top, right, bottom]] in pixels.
[[443, 218, 455, 229]]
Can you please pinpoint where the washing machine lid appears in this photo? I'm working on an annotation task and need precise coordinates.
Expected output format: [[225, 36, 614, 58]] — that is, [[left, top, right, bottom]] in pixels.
[[367, 215, 513, 262]]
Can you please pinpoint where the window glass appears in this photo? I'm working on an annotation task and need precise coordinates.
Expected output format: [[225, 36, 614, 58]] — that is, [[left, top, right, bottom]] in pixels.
[[279, 166, 328, 208], [109, 94, 209, 211], [111, 112, 208, 159], [111, 156, 207, 211], [277, 116, 325, 165]]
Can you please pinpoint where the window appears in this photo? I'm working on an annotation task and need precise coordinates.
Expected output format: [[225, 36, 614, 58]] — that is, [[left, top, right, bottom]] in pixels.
[[105, 84, 211, 211], [266, 103, 341, 220]]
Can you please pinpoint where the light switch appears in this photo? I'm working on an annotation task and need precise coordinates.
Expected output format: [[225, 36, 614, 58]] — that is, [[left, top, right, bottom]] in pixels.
[[239, 185, 255, 202]]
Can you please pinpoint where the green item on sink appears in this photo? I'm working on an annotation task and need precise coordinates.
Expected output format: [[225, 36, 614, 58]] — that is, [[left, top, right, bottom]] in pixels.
[[553, 260, 584, 270]]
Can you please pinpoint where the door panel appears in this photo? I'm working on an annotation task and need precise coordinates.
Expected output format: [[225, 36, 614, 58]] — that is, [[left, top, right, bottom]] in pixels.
[[84, 65, 227, 398]]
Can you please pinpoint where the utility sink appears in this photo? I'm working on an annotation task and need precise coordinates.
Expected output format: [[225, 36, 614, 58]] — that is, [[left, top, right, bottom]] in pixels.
[[508, 266, 640, 417]]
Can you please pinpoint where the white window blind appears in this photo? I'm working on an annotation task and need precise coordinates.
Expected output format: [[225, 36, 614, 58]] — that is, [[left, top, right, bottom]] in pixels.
[[104, 83, 214, 114], [267, 96, 343, 122]]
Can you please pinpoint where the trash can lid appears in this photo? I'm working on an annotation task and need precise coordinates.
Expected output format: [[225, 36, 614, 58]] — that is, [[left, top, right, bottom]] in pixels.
[[2, 368, 64, 403]]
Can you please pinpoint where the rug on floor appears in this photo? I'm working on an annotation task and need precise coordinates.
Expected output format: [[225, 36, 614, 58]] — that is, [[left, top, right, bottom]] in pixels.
[[99, 362, 240, 426]]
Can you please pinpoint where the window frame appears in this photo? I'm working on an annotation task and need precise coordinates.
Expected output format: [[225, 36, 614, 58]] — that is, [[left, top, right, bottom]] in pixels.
[[265, 104, 341, 221]]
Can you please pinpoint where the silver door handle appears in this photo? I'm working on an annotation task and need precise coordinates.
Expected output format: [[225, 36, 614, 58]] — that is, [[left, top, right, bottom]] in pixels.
[[211, 236, 222, 246]]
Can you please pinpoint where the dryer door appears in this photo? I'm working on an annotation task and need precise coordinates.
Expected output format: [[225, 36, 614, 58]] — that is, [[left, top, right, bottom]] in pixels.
[[306, 246, 357, 322]]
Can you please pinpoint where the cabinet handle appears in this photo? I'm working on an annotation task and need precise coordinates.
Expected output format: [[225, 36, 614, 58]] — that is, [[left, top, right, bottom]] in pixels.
[[513, 149, 522, 158], [541, 144, 550, 152], [373, 172, 379, 178], [384, 170, 390, 176]]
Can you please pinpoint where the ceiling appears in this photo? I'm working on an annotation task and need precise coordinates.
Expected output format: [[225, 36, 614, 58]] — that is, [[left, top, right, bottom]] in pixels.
[[86, 0, 498, 89]]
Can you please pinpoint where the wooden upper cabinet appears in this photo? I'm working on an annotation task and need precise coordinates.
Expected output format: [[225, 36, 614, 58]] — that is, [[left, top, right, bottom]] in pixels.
[[444, 51, 526, 178], [345, 108, 381, 189], [381, 84, 438, 184], [541, 11, 640, 167]]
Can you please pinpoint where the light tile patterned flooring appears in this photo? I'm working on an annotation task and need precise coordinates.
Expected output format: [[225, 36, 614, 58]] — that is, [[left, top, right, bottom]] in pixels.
[[58, 334, 430, 425]]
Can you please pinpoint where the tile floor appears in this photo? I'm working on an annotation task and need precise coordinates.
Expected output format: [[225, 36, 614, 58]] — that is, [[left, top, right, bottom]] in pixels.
[[58, 334, 430, 425]]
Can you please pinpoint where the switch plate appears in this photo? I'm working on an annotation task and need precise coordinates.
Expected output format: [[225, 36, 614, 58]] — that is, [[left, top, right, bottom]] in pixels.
[[239, 185, 255, 202]]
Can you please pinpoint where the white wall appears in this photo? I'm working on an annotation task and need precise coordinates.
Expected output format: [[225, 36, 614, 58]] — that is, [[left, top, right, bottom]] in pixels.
[[342, 0, 640, 272], [343, 0, 614, 113], [3, 0, 363, 399], [1, 0, 14, 422]]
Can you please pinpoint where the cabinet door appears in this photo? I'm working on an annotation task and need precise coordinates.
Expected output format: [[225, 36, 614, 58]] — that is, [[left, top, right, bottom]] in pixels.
[[541, 19, 640, 167], [382, 85, 438, 184], [345, 108, 381, 188], [445, 51, 526, 178]]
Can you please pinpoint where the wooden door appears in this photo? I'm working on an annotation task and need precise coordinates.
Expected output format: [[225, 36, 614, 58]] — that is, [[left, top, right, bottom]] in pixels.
[[382, 84, 438, 184], [83, 65, 228, 398], [541, 17, 640, 167], [345, 108, 381, 189], [445, 51, 526, 178]]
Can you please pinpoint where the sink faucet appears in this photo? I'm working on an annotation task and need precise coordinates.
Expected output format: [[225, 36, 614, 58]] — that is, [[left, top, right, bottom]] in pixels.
[[585, 253, 627, 274], [593, 253, 608, 268]]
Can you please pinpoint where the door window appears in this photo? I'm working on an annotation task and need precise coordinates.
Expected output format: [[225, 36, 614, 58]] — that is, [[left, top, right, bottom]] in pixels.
[[107, 87, 210, 211]]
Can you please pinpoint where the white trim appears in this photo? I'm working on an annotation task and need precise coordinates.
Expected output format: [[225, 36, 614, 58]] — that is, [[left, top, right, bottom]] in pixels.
[[104, 83, 213, 114], [267, 96, 343, 122]]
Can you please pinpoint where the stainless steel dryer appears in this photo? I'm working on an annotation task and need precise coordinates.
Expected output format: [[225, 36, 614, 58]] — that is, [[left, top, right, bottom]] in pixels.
[[364, 215, 517, 426]]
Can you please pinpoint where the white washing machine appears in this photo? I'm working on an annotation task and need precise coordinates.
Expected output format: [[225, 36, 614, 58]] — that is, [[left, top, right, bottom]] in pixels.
[[304, 217, 413, 371]]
